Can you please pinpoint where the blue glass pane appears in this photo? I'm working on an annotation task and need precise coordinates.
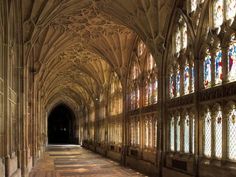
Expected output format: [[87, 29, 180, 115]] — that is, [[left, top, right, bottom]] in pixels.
[[204, 55, 211, 88], [215, 50, 222, 84], [192, 66, 195, 92], [184, 65, 190, 94], [176, 69, 181, 97], [228, 43, 236, 81], [170, 74, 175, 98]]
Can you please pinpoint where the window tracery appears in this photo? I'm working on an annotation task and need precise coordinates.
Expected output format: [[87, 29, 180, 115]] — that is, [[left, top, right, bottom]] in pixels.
[[144, 53, 158, 105], [128, 40, 158, 150], [226, 0, 236, 21], [168, 16, 195, 98], [169, 111, 195, 154], [213, 0, 224, 28], [190, 0, 205, 13], [109, 73, 123, 115], [129, 62, 141, 110], [212, 0, 236, 28], [189, 0, 205, 28], [228, 35, 236, 82], [108, 72, 123, 145]]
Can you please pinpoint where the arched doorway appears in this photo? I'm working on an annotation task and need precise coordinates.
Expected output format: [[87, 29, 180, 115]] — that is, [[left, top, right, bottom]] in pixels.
[[48, 104, 77, 144]]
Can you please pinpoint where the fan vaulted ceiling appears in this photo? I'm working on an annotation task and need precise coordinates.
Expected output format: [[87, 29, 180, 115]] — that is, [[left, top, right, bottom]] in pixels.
[[22, 0, 173, 108]]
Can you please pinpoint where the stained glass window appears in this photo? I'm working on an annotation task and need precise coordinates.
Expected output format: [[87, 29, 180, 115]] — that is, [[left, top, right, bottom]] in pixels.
[[228, 106, 236, 160], [144, 53, 157, 105], [191, 0, 198, 12], [184, 114, 190, 153], [226, 0, 236, 21], [176, 27, 181, 53], [176, 116, 181, 151], [148, 82, 152, 105], [191, 64, 195, 92], [153, 78, 158, 103], [170, 73, 175, 98], [215, 109, 222, 158], [215, 50, 223, 84], [204, 53, 212, 88], [170, 117, 175, 151], [131, 90, 135, 110], [147, 54, 155, 71], [145, 81, 149, 106], [176, 66, 181, 97], [213, 0, 224, 28], [136, 87, 140, 108], [145, 119, 149, 147], [228, 41, 236, 81], [182, 23, 188, 49], [192, 116, 195, 153], [204, 110, 211, 157], [184, 63, 190, 94]]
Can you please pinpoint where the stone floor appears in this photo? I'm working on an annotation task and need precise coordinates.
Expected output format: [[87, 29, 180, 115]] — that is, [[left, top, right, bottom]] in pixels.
[[29, 145, 146, 177]]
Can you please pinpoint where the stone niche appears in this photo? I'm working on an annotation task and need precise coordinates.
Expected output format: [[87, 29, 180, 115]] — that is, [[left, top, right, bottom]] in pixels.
[[107, 150, 121, 162], [0, 158, 5, 177]]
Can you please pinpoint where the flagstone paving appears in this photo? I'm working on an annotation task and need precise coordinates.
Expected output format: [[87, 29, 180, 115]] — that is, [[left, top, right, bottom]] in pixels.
[[29, 145, 146, 177]]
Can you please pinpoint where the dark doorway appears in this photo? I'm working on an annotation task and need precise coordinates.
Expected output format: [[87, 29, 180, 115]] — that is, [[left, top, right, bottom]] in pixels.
[[48, 104, 76, 144]]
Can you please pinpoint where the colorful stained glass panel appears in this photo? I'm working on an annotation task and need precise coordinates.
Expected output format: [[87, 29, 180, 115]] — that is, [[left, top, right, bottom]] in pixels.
[[184, 64, 190, 94], [176, 68, 181, 97], [204, 54, 212, 88], [228, 42, 236, 81], [191, 65, 195, 92], [170, 73, 175, 98], [215, 50, 223, 84]]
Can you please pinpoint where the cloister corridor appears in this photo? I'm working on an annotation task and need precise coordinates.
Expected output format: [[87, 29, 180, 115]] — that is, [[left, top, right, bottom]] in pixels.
[[29, 145, 145, 177], [2, 1, 236, 177]]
